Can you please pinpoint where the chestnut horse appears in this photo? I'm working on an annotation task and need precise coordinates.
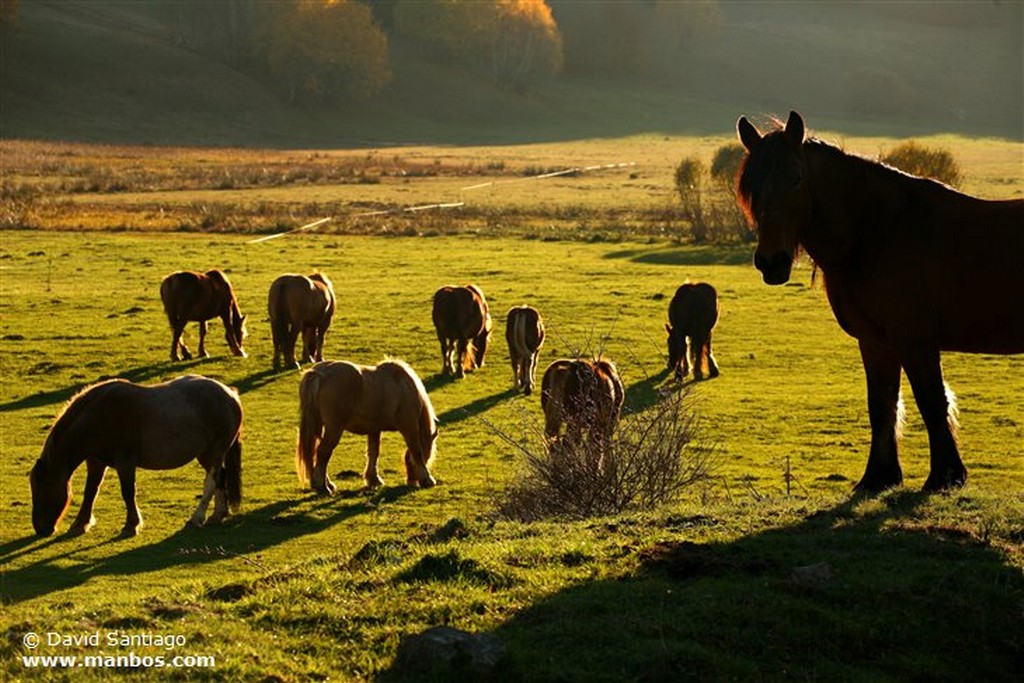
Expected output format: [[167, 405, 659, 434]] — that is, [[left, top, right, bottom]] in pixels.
[[541, 358, 624, 456], [506, 305, 546, 395], [665, 282, 720, 381], [737, 110, 1024, 492], [29, 375, 243, 537], [432, 284, 492, 378], [296, 359, 438, 495], [160, 269, 247, 361], [268, 272, 336, 370]]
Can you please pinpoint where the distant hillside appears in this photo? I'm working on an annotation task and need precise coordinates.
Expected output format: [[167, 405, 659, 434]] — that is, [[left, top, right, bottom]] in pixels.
[[1, 0, 1020, 147]]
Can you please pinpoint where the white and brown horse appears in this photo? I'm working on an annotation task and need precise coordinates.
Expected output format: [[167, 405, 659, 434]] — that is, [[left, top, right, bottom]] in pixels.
[[29, 375, 243, 537]]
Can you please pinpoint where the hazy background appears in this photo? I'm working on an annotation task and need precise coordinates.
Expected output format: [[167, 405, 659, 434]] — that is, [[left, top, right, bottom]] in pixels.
[[1, 0, 1021, 146]]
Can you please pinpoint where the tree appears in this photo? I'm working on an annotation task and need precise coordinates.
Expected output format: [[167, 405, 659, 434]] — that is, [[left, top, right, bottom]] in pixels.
[[394, 0, 562, 91], [261, 0, 392, 104]]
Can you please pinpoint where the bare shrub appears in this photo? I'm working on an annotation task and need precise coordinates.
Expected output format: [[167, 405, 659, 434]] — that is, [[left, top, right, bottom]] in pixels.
[[710, 143, 745, 195], [491, 385, 717, 521], [880, 141, 963, 188]]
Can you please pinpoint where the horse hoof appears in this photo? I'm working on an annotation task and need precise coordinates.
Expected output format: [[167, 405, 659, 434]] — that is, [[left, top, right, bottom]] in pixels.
[[181, 351, 192, 361], [119, 525, 141, 538], [922, 469, 967, 492]]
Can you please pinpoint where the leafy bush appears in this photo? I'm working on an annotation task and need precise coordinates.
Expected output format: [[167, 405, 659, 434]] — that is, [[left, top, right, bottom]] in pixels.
[[492, 384, 717, 520], [710, 143, 745, 194], [880, 141, 963, 187]]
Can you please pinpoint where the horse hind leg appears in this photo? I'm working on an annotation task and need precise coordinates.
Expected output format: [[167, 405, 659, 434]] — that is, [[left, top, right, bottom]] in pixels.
[[69, 457, 107, 535], [115, 465, 143, 537], [170, 321, 191, 361], [197, 319, 210, 358], [855, 341, 904, 493], [188, 466, 220, 528], [364, 432, 384, 489], [313, 425, 343, 495], [705, 331, 720, 379]]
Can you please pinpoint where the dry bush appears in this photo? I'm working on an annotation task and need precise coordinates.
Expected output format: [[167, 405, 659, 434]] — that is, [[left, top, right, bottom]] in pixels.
[[675, 152, 752, 244], [491, 385, 717, 521], [880, 141, 963, 188]]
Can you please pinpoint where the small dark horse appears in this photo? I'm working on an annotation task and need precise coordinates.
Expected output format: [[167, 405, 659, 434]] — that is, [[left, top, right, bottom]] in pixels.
[[296, 359, 438, 495], [432, 284, 493, 378], [29, 375, 243, 537], [160, 269, 248, 361], [268, 272, 336, 370], [541, 357, 625, 456], [737, 110, 1024, 492], [665, 282, 720, 381], [506, 305, 546, 395]]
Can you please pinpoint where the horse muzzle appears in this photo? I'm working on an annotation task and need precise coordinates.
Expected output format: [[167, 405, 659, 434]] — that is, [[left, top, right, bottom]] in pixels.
[[754, 250, 793, 285]]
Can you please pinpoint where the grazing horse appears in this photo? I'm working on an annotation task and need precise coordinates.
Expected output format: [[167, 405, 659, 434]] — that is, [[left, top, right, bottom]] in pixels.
[[432, 284, 492, 378], [268, 272, 336, 370], [296, 359, 438, 495], [506, 305, 546, 395], [541, 358, 624, 456], [160, 269, 247, 362], [29, 375, 243, 537], [665, 282, 720, 381], [737, 110, 1024, 492]]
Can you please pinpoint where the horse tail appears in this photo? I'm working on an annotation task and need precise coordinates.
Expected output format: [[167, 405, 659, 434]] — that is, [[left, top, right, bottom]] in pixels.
[[296, 369, 323, 486], [223, 435, 243, 512]]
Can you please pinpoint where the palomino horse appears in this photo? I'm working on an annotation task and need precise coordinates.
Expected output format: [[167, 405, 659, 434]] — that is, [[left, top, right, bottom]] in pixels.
[[160, 269, 248, 361], [432, 284, 492, 378], [506, 305, 546, 395], [268, 272, 336, 370], [296, 359, 438, 495], [737, 110, 1024, 492], [665, 282, 720, 381], [29, 375, 243, 537], [541, 358, 624, 456]]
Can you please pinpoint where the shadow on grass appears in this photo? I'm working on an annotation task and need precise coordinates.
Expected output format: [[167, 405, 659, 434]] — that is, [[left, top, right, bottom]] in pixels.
[[0, 486, 416, 605], [436, 388, 517, 427], [379, 491, 1024, 681], [0, 359, 211, 413], [603, 245, 751, 267]]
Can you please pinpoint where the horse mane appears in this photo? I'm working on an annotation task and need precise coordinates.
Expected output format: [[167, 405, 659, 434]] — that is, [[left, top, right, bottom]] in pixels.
[[309, 271, 334, 291], [41, 380, 123, 463], [379, 358, 437, 465]]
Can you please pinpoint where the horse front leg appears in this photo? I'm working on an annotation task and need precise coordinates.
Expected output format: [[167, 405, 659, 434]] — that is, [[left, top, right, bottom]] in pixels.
[[364, 433, 385, 489], [902, 346, 966, 491], [115, 465, 143, 537], [680, 336, 691, 379], [313, 325, 327, 362], [197, 319, 210, 358], [705, 330, 719, 379], [855, 339, 904, 493], [69, 457, 106, 535]]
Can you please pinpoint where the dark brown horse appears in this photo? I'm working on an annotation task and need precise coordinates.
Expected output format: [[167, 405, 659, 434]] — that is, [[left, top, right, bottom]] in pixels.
[[541, 357, 625, 456], [432, 284, 492, 378], [506, 305, 546, 395], [296, 359, 438, 495], [268, 272, 336, 370], [665, 282, 720, 381], [29, 375, 243, 537], [160, 269, 247, 362], [737, 110, 1024, 492]]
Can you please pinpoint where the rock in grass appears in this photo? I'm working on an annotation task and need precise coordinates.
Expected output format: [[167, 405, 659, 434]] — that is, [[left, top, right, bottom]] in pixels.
[[394, 626, 505, 676]]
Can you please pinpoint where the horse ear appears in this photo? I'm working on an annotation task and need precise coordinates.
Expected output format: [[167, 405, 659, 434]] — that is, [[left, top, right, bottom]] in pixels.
[[737, 116, 761, 151], [784, 111, 805, 147], [664, 322, 672, 334]]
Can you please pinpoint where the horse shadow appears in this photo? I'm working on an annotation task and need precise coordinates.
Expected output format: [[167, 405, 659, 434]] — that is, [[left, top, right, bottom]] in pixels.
[[0, 359, 210, 413], [377, 491, 1024, 681], [436, 388, 517, 427], [602, 245, 751, 267], [0, 487, 414, 605], [622, 367, 673, 415]]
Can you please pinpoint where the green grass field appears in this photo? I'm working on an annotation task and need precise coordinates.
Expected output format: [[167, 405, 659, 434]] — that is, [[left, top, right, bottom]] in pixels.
[[1, 133, 1022, 680]]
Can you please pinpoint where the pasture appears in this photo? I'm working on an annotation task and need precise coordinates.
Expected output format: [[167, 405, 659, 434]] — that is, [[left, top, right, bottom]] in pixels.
[[1, 133, 1022, 680]]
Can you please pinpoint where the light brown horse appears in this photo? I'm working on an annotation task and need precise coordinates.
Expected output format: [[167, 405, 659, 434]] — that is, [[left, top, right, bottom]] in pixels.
[[160, 269, 247, 362], [506, 305, 546, 395], [29, 375, 243, 537], [268, 272, 336, 370], [296, 359, 438, 495], [432, 284, 492, 378], [665, 282, 720, 381], [541, 357, 625, 456], [737, 110, 1024, 492]]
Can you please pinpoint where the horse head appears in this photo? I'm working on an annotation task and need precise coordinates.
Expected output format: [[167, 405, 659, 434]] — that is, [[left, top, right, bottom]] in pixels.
[[737, 110, 813, 285], [229, 308, 248, 358], [664, 322, 685, 372], [29, 458, 71, 537]]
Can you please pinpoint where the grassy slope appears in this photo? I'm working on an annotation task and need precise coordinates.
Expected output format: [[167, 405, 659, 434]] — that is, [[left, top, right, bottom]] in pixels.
[[2, 1, 1021, 146], [0, 231, 1021, 680]]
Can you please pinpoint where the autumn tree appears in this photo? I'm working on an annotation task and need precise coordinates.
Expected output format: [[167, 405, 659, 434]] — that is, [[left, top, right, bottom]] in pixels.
[[259, 0, 391, 104], [394, 0, 562, 91]]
